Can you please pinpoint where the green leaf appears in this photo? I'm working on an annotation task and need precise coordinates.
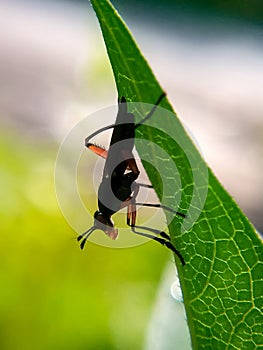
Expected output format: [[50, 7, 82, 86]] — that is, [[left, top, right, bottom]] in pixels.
[[90, 0, 263, 349]]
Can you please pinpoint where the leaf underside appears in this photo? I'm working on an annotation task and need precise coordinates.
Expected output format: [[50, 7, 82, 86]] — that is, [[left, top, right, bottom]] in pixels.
[[90, 1, 263, 349]]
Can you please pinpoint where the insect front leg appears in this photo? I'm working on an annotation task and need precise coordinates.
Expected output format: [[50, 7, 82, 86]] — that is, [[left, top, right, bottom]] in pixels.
[[127, 201, 137, 227], [125, 155, 140, 180]]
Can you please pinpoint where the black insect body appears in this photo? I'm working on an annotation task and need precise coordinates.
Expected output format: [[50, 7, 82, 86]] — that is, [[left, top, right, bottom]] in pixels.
[[78, 94, 186, 265]]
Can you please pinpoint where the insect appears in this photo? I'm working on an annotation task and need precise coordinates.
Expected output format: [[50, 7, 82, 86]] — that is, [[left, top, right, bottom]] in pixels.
[[77, 93, 186, 265]]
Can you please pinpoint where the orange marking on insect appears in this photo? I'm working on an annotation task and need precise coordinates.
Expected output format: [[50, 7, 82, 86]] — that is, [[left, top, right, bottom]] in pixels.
[[87, 143, 108, 159]]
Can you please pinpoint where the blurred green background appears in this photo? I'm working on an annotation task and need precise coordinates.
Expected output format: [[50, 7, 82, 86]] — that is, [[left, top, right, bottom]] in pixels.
[[1, 0, 262, 349], [1, 127, 170, 350]]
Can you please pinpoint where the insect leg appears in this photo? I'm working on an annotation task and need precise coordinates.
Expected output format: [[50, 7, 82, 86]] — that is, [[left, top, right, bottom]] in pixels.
[[127, 202, 137, 227], [131, 222, 171, 240], [135, 202, 187, 218], [134, 183, 187, 218], [136, 182, 153, 188], [130, 225, 185, 265], [134, 92, 166, 128], [85, 123, 116, 147], [126, 183, 186, 235], [125, 156, 140, 179]]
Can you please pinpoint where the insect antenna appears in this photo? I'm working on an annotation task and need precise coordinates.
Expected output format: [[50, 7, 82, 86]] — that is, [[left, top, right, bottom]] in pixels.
[[77, 226, 96, 250]]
